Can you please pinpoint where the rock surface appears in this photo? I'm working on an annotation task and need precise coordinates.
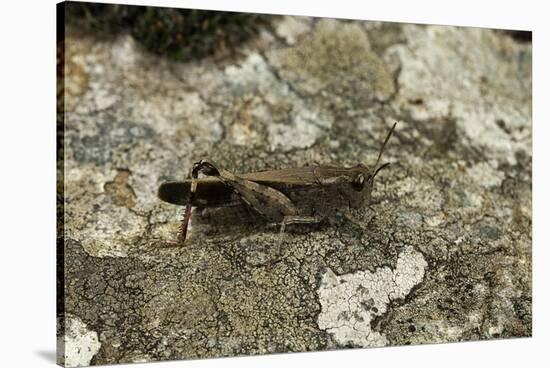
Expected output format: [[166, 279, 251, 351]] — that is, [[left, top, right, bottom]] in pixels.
[[60, 16, 531, 367]]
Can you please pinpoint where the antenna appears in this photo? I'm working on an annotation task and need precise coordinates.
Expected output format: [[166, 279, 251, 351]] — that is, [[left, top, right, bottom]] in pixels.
[[374, 122, 397, 170]]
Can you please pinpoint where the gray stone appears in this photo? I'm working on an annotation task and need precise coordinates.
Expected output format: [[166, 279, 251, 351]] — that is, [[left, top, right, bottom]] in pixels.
[[61, 16, 531, 366]]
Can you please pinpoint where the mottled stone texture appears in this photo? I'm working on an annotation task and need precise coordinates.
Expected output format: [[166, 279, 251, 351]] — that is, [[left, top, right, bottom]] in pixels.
[[59, 15, 531, 367]]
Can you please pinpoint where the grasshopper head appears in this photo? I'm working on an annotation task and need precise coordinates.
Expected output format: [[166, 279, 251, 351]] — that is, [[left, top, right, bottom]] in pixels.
[[350, 163, 391, 192]]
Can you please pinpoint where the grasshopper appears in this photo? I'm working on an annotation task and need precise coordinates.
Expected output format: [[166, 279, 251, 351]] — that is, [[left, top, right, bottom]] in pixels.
[[158, 122, 397, 245]]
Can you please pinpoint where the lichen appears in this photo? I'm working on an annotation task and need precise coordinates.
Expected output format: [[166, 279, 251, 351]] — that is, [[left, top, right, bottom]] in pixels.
[[59, 315, 101, 368], [267, 19, 396, 106], [317, 246, 427, 347]]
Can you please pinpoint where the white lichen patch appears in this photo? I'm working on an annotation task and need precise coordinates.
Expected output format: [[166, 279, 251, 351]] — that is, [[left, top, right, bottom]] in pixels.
[[224, 52, 277, 90], [391, 25, 531, 165], [267, 115, 325, 152], [111, 34, 139, 69], [223, 52, 332, 151], [60, 315, 101, 368], [229, 121, 260, 146], [467, 160, 505, 189], [75, 203, 148, 258], [317, 246, 427, 347], [64, 166, 148, 258]]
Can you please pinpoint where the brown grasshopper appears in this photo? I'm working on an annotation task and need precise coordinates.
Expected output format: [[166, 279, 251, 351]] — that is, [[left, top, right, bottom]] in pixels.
[[158, 122, 397, 245]]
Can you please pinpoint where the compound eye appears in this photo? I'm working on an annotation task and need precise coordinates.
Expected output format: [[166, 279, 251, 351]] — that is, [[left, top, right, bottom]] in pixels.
[[352, 173, 366, 191]]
